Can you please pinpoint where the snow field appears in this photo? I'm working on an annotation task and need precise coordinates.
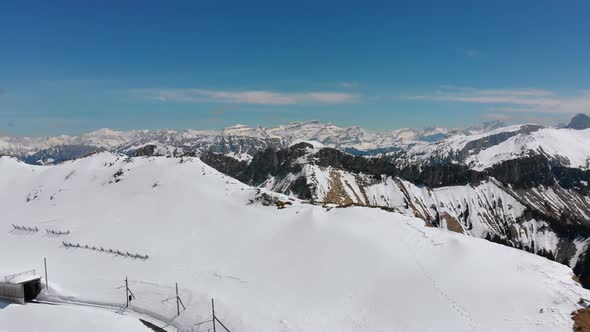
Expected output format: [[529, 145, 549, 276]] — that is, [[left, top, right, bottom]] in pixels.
[[0, 153, 588, 331]]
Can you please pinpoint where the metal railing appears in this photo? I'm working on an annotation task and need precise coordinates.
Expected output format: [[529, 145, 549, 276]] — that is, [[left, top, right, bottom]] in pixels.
[[2, 269, 37, 283]]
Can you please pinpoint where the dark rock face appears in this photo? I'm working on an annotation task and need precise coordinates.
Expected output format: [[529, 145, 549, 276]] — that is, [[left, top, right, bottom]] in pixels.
[[308, 147, 485, 187], [488, 155, 590, 196], [567, 113, 590, 130], [24, 145, 103, 165], [552, 166, 590, 196], [129, 144, 158, 157], [199, 152, 250, 182], [488, 155, 554, 189], [200, 143, 311, 185], [575, 247, 590, 287], [118, 135, 286, 159], [287, 176, 313, 200], [202, 145, 589, 197], [201, 143, 317, 199], [397, 164, 485, 187]]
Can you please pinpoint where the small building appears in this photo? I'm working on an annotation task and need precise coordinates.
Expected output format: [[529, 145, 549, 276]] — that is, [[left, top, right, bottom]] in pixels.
[[0, 271, 43, 304]]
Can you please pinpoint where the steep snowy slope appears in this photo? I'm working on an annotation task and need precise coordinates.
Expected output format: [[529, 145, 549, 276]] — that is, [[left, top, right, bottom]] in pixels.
[[260, 162, 589, 265], [469, 127, 590, 170], [0, 153, 588, 331], [402, 125, 590, 170]]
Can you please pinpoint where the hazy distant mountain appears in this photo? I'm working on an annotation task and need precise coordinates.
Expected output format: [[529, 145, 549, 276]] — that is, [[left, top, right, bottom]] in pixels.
[[568, 113, 590, 130], [0, 120, 508, 164]]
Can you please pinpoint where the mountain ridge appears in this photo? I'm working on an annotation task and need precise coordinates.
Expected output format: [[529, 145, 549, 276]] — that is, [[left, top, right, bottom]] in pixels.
[[2, 118, 584, 168]]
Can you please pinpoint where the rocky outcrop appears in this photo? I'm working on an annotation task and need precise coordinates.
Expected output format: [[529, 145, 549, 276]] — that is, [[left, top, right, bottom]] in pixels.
[[129, 144, 158, 157], [117, 134, 286, 159], [568, 113, 590, 130], [488, 155, 555, 188], [23, 145, 104, 165]]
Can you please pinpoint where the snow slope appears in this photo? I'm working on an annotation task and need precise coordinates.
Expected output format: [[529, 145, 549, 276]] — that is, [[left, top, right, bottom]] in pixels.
[[0, 300, 149, 332], [404, 125, 590, 170], [0, 153, 588, 331], [469, 127, 590, 170], [261, 163, 588, 266]]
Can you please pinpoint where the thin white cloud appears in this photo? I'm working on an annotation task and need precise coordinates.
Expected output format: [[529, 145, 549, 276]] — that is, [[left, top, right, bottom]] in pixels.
[[463, 49, 482, 57], [133, 88, 359, 105], [304, 92, 357, 103], [338, 81, 358, 89], [484, 112, 512, 121], [411, 86, 590, 114]]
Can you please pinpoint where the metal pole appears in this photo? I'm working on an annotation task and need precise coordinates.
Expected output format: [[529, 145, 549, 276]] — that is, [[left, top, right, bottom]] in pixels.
[[125, 276, 129, 307], [212, 298, 216, 332], [176, 283, 180, 316], [215, 318, 231, 332], [44, 257, 48, 293]]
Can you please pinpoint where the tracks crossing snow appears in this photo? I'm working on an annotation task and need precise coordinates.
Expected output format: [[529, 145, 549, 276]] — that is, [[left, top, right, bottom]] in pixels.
[[401, 221, 478, 332]]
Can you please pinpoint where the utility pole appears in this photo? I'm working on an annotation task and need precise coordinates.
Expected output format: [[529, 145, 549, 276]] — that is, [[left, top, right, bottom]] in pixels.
[[212, 298, 217, 332], [126, 276, 129, 307], [44, 257, 48, 293], [176, 283, 180, 316], [172, 282, 186, 316], [124, 276, 135, 308]]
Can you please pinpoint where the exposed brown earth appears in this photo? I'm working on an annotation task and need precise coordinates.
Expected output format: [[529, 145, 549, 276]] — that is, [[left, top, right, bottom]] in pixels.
[[572, 309, 590, 332], [440, 212, 464, 234], [325, 170, 354, 205]]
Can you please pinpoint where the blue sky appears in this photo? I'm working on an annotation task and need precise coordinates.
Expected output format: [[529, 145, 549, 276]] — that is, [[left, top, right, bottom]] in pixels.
[[1, 1, 590, 136]]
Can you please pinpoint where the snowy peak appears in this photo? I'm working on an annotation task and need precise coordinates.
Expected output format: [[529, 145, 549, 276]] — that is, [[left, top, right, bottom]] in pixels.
[[400, 123, 590, 170]]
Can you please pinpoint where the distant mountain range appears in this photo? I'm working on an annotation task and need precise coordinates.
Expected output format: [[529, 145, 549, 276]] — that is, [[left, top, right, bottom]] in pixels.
[[4, 115, 589, 166], [3, 114, 590, 287]]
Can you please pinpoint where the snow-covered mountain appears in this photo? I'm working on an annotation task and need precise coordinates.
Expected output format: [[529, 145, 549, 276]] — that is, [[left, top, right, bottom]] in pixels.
[[200, 139, 590, 288], [1, 152, 589, 331], [0, 128, 142, 165], [0, 120, 504, 165], [400, 124, 590, 170], [3, 116, 590, 171]]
